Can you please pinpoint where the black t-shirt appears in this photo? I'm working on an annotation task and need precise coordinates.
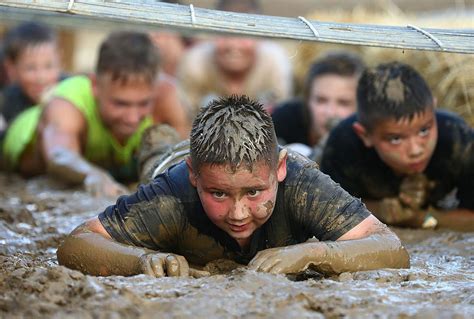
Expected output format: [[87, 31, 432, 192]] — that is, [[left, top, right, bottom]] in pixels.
[[320, 110, 474, 210], [0, 84, 35, 124], [99, 150, 370, 266], [0, 74, 68, 124], [271, 98, 311, 146]]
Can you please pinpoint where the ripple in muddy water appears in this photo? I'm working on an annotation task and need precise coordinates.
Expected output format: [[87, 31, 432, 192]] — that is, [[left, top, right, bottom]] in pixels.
[[0, 173, 472, 318]]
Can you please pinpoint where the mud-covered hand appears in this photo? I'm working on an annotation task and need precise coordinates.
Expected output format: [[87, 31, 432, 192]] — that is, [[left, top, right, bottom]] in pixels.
[[248, 242, 325, 274], [398, 173, 433, 209], [139, 252, 210, 278], [376, 197, 427, 227], [84, 170, 129, 197]]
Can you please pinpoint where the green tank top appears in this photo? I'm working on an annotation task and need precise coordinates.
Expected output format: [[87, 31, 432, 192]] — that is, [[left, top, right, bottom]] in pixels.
[[2, 75, 152, 182]]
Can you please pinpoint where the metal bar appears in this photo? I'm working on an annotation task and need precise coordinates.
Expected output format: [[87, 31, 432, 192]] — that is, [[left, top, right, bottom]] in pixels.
[[0, 0, 473, 54]]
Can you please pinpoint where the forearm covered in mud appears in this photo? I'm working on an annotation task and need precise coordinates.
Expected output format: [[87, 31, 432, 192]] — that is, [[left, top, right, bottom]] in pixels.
[[57, 229, 151, 276], [46, 146, 103, 185], [315, 228, 410, 275]]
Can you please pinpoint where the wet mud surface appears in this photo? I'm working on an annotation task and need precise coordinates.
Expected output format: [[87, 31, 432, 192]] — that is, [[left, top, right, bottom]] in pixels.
[[0, 173, 473, 318]]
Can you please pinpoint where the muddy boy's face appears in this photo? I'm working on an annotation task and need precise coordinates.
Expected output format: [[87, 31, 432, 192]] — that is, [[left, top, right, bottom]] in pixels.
[[187, 157, 287, 248], [94, 75, 155, 142], [356, 109, 438, 175]]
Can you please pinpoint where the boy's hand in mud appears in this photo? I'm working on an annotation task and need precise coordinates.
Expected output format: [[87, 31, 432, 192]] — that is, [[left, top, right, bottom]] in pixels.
[[398, 173, 433, 209], [248, 243, 324, 275], [84, 170, 129, 197], [376, 198, 425, 227], [139, 252, 210, 278]]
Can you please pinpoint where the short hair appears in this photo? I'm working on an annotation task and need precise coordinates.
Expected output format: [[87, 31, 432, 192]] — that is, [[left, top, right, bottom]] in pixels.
[[216, 0, 261, 13], [304, 51, 365, 100], [190, 95, 278, 173], [357, 62, 434, 131], [3, 22, 57, 62], [96, 31, 159, 84]]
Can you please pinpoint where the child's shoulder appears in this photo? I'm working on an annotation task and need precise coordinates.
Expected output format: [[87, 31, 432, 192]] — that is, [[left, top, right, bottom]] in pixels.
[[325, 113, 362, 150], [435, 109, 471, 129], [435, 109, 473, 141]]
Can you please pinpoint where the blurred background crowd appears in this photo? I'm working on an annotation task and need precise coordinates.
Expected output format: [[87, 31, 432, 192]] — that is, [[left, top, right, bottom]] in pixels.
[[0, 0, 472, 159]]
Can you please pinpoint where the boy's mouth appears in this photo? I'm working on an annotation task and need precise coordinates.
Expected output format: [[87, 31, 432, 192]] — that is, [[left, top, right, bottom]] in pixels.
[[228, 223, 250, 233], [407, 159, 428, 172]]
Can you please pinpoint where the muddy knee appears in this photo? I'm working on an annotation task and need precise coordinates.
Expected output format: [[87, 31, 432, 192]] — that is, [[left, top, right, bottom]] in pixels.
[[138, 124, 182, 183]]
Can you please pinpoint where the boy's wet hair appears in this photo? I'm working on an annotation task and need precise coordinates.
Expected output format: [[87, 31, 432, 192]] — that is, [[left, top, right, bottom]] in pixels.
[[357, 62, 434, 131], [304, 51, 365, 101], [3, 22, 57, 62], [190, 95, 278, 173], [96, 31, 159, 84]]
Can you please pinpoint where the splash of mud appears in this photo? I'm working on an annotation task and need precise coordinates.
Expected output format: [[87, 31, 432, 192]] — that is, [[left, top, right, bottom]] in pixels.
[[0, 173, 473, 318]]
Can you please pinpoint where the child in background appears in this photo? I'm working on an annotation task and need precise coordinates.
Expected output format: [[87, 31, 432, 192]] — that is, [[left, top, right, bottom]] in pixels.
[[272, 52, 364, 162], [321, 62, 474, 231], [1, 22, 63, 124], [2, 31, 159, 197]]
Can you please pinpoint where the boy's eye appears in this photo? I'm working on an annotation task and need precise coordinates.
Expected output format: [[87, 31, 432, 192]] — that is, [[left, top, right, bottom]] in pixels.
[[212, 192, 226, 199], [388, 136, 402, 145], [247, 189, 260, 197], [419, 126, 430, 137], [112, 100, 129, 107], [23, 64, 37, 72]]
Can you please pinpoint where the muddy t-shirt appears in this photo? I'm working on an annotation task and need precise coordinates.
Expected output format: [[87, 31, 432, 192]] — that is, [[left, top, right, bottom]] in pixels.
[[320, 110, 474, 210], [99, 150, 370, 266]]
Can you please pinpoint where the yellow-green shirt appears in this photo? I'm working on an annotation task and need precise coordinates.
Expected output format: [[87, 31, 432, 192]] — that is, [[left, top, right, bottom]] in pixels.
[[2, 75, 152, 182]]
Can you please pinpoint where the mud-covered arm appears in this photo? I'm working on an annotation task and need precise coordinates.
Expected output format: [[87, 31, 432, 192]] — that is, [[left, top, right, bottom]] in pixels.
[[57, 217, 148, 276], [38, 98, 128, 196], [316, 215, 409, 274], [249, 215, 409, 275], [57, 217, 207, 277]]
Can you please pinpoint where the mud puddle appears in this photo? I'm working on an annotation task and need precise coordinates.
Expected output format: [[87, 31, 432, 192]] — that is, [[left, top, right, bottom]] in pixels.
[[0, 173, 472, 318]]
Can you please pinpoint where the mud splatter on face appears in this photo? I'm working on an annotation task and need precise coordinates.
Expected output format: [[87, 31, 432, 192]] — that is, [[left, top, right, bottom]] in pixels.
[[262, 200, 275, 218]]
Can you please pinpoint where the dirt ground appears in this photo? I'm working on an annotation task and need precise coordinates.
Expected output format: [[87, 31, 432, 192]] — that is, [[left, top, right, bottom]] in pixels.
[[0, 172, 473, 318]]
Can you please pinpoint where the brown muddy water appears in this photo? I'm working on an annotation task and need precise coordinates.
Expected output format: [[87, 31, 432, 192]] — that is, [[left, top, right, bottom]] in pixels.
[[0, 173, 472, 318]]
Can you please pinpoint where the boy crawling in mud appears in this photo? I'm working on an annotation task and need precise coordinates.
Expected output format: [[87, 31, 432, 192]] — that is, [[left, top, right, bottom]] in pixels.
[[58, 95, 409, 278], [321, 62, 474, 231], [2, 31, 158, 197]]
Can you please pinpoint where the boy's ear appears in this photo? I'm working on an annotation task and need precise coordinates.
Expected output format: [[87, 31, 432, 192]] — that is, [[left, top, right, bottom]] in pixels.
[[4, 58, 17, 82], [352, 122, 373, 147], [432, 97, 438, 108], [90, 74, 99, 97], [185, 157, 197, 187], [276, 149, 287, 182]]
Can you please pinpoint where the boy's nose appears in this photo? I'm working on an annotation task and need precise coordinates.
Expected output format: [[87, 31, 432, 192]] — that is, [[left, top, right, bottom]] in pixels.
[[124, 108, 143, 126], [408, 138, 424, 158], [229, 200, 249, 221], [35, 69, 49, 85]]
